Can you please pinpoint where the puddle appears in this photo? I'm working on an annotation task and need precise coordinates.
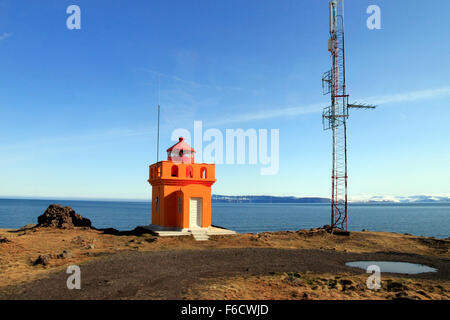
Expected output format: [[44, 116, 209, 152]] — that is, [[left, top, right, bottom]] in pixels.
[[345, 261, 437, 274]]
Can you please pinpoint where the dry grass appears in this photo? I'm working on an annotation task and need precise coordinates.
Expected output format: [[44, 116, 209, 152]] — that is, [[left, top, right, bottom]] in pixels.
[[184, 272, 450, 300], [0, 226, 448, 293]]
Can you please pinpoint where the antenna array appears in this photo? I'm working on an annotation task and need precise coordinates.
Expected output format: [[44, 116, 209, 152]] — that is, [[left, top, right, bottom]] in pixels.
[[322, 0, 376, 231]]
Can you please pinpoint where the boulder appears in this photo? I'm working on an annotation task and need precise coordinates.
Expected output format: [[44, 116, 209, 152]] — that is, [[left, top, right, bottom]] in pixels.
[[339, 279, 354, 286], [37, 204, 91, 229], [71, 235, 88, 246], [0, 236, 11, 243], [34, 254, 51, 266], [57, 250, 73, 259], [385, 280, 408, 292], [72, 213, 92, 228], [393, 291, 415, 300]]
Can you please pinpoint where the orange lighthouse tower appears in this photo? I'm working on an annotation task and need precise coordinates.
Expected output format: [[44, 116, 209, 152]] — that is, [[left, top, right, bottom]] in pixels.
[[148, 137, 216, 231]]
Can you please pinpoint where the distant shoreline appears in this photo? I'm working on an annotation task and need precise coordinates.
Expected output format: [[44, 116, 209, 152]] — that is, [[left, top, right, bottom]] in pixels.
[[1, 196, 450, 204]]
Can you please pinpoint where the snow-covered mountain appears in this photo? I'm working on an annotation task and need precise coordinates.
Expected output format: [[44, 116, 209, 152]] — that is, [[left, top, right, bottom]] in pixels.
[[212, 194, 450, 204], [349, 194, 450, 203]]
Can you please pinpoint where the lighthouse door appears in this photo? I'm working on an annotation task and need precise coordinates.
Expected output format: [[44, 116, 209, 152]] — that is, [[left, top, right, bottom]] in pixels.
[[189, 198, 202, 228]]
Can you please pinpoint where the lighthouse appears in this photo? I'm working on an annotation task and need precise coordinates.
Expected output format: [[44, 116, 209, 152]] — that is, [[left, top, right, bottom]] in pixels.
[[148, 137, 219, 235]]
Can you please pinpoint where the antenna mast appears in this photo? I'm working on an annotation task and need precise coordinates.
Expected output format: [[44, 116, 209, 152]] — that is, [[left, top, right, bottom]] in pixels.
[[156, 77, 160, 163], [322, 0, 375, 231]]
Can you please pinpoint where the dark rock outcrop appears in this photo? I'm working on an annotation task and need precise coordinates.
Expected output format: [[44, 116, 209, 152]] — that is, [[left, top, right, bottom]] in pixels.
[[57, 250, 73, 259], [0, 236, 11, 243], [385, 280, 408, 292], [37, 204, 91, 229], [33, 254, 51, 266]]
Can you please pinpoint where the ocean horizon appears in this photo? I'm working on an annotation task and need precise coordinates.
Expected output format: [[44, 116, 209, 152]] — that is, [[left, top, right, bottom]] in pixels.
[[0, 198, 448, 239]]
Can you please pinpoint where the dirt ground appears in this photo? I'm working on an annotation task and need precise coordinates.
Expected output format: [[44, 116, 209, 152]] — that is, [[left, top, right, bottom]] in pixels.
[[186, 272, 450, 300], [0, 226, 448, 299]]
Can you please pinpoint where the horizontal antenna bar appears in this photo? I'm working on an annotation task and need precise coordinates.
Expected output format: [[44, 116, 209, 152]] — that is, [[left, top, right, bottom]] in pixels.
[[348, 103, 376, 109]]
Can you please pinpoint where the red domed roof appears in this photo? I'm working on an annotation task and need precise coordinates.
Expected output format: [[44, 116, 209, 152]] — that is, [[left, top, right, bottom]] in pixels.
[[166, 137, 196, 163], [166, 137, 196, 153]]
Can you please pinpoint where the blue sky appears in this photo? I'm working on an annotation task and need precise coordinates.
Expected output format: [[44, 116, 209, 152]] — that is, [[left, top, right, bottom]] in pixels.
[[0, 0, 449, 200]]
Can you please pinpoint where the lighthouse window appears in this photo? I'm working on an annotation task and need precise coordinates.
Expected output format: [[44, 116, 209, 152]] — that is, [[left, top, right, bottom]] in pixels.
[[155, 197, 159, 212], [186, 166, 193, 178], [171, 165, 179, 177], [178, 197, 182, 214], [200, 167, 207, 179], [157, 164, 161, 177]]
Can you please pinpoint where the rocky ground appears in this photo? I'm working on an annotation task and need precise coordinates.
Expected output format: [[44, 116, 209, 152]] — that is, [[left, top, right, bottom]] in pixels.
[[0, 225, 448, 299], [0, 204, 448, 300], [186, 271, 449, 300]]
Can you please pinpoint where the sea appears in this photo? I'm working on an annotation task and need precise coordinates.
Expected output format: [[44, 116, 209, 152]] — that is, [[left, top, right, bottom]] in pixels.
[[0, 199, 448, 238]]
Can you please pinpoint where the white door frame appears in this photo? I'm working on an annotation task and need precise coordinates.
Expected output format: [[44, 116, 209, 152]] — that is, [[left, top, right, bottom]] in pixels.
[[189, 197, 202, 229]]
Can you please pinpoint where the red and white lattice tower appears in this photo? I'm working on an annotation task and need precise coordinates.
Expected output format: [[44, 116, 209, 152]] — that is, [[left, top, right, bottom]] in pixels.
[[322, 0, 375, 231]]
